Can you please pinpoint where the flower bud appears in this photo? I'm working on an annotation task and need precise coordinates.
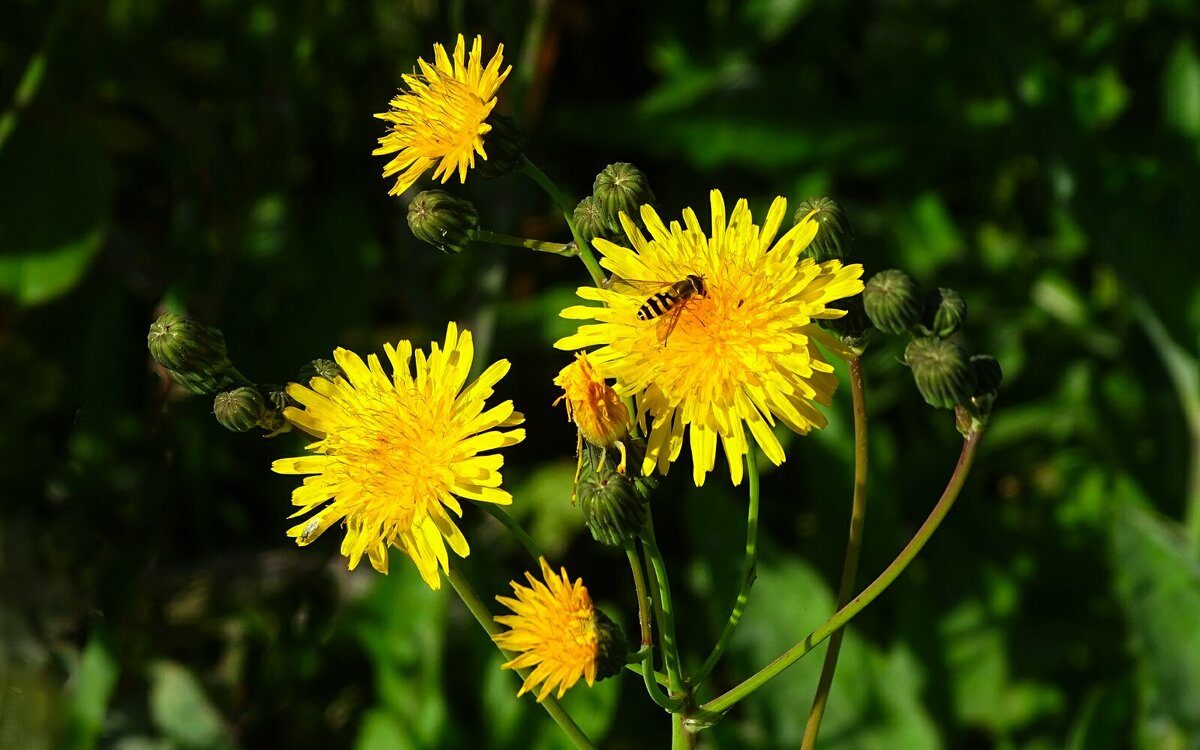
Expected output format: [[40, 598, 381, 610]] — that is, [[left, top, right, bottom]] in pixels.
[[591, 608, 630, 682], [923, 287, 967, 338], [593, 163, 655, 233], [554, 353, 630, 450], [298, 358, 342, 383], [574, 196, 611, 244], [577, 445, 648, 546], [794, 196, 853, 263], [475, 113, 524, 179], [407, 190, 479, 254], [213, 387, 266, 432], [863, 269, 922, 334], [258, 384, 291, 434], [148, 313, 228, 375], [821, 293, 872, 342], [904, 336, 976, 410], [969, 354, 1003, 398]]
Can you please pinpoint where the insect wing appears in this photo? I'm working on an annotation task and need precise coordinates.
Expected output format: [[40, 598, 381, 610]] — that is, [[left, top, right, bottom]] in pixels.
[[656, 299, 690, 344], [604, 276, 674, 295]]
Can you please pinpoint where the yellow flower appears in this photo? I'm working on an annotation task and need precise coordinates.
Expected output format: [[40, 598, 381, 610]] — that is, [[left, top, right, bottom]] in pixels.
[[556, 190, 864, 486], [373, 34, 511, 196], [271, 322, 524, 590], [494, 558, 622, 702]]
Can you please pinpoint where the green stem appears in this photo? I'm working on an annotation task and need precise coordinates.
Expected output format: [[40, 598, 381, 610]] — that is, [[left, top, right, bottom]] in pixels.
[[626, 542, 681, 710], [642, 521, 686, 696], [446, 565, 597, 750], [477, 503, 541, 561], [672, 714, 698, 750], [691, 449, 761, 687], [475, 229, 577, 257], [520, 158, 607, 287], [702, 427, 984, 716], [801, 355, 870, 749]]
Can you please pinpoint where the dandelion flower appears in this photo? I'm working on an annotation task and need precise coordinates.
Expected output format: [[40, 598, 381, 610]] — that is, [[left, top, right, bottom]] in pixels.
[[373, 34, 511, 196], [494, 558, 626, 702], [272, 322, 524, 590], [556, 190, 864, 486]]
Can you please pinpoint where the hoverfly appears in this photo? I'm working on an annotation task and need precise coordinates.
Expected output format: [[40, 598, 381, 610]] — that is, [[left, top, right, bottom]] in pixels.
[[606, 274, 708, 344]]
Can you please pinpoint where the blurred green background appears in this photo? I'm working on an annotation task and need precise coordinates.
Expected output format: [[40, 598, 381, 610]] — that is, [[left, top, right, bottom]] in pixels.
[[3, 0, 1200, 748]]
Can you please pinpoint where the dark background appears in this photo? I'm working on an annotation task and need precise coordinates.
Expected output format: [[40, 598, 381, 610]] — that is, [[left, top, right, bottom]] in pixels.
[[2, 0, 1199, 748]]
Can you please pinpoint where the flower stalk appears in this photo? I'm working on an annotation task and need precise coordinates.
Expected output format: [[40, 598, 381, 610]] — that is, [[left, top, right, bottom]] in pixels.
[[475, 229, 578, 257], [691, 448, 761, 687], [520, 158, 607, 287], [702, 424, 984, 715], [801, 355, 870, 749]]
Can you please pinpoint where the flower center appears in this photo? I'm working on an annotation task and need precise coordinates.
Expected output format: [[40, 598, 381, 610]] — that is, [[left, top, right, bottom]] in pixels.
[[403, 77, 486, 157]]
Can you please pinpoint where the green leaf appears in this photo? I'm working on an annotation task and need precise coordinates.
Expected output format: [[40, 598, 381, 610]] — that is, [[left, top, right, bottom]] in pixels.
[[60, 630, 120, 750], [147, 661, 236, 750], [1111, 487, 1200, 745], [0, 125, 111, 305], [1164, 36, 1200, 140]]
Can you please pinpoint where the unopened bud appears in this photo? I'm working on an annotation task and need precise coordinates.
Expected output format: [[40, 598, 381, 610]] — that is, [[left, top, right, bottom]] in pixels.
[[577, 446, 648, 546], [408, 190, 478, 254], [148, 313, 243, 395], [923, 287, 967, 338], [299, 358, 342, 383], [969, 355, 1003, 398], [593, 163, 655, 233], [905, 336, 976, 410], [795, 197, 853, 263], [863, 269, 922, 334], [821, 294, 872, 343], [592, 608, 630, 682], [476, 113, 524, 179], [148, 313, 228, 375], [214, 387, 266, 432], [574, 196, 611, 243]]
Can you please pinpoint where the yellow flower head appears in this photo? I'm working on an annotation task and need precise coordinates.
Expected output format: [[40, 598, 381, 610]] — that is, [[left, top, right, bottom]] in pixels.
[[553, 352, 630, 449], [494, 558, 608, 702], [556, 190, 865, 486], [271, 322, 524, 590], [373, 34, 511, 196]]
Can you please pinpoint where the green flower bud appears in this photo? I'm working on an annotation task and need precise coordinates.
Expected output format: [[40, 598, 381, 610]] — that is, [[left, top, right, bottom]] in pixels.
[[821, 293, 872, 343], [475, 113, 524, 179], [214, 387, 266, 432], [148, 313, 228, 375], [794, 196, 853, 263], [576, 444, 649, 546], [298, 358, 342, 383], [407, 190, 479, 254], [904, 336, 977, 410], [593, 163, 655, 233], [592, 608, 630, 682], [923, 287, 967, 338], [969, 355, 1003, 398], [863, 269, 922, 335], [258, 384, 291, 434], [574, 196, 611, 243]]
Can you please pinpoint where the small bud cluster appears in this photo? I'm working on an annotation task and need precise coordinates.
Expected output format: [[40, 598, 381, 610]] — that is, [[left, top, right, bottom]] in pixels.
[[147, 312, 347, 436], [574, 162, 657, 246], [858, 268, 1002, 424]]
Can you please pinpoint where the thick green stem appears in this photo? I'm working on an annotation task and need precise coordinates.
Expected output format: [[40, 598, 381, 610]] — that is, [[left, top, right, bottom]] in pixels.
[[672, 714, 698, 750], [801, 356, 870, 749], [627, 542, 681, 710], [475, 229, 577, 257], [642, 521, 686, 696], [446, 566, 597, 750], [520, 158, 607, 287], [702, 428, 984, 715], [691, 449, 761, 687], [477, 503, 541, 561]]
